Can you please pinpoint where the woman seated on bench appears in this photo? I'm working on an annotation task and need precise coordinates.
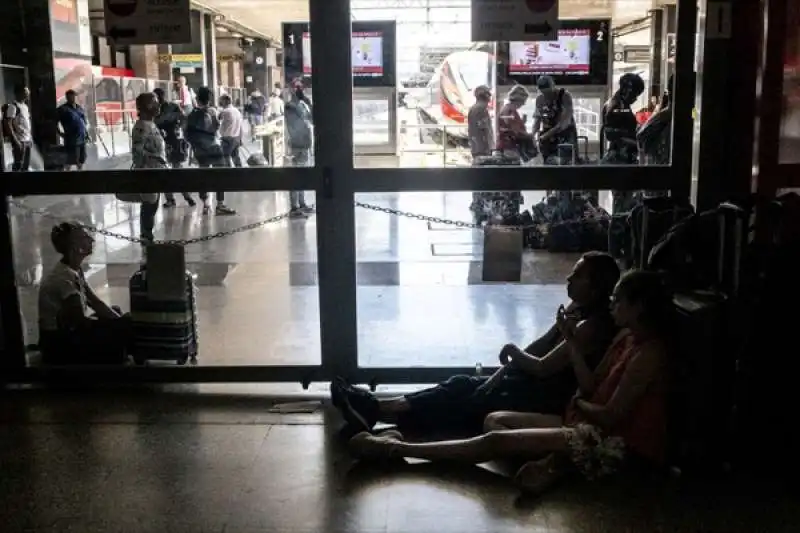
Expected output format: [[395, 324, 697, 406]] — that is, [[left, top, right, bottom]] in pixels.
[[37, 222, 131, 364], [349, 270, 672, 493]]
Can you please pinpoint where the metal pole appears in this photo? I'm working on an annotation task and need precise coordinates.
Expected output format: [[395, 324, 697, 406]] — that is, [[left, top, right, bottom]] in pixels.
[[0, 192, 26, 368]]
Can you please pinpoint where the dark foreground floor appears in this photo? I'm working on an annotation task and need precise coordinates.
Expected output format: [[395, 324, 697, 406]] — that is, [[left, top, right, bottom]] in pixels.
[[0, 386, 796, 533]]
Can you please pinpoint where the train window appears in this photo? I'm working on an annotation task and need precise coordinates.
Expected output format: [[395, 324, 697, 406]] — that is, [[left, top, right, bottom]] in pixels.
[[94, 78, 122, 103]]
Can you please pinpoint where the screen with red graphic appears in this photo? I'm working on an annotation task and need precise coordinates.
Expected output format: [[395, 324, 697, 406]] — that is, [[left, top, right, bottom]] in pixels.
[[509, 29, 591, 75], [302, 31, 384, 77]]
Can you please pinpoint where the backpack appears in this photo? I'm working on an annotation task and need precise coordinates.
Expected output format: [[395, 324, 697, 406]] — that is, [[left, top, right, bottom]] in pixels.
[[285, 102, 312, 150], [2, 103, 14, 142]]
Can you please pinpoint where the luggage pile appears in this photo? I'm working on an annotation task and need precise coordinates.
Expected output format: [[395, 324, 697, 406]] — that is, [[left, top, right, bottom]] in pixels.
[[472, 190, 611, 254]]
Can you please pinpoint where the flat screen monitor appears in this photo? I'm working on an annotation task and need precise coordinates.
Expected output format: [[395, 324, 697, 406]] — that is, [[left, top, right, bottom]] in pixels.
[[501, 19, 610, 86], [284, 21, 396, 88]]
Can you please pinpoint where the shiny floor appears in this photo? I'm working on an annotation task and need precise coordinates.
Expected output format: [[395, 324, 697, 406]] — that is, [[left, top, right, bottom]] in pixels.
[[0, 386, 796, 533], [11, 190, 577, 367]]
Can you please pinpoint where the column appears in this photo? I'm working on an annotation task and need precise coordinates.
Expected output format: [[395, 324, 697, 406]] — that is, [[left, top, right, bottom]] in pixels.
[[202, 13, 218, 96], [649, 8, 664, 97], [243, 39, 269, 96], [692, 0, 763, 208], [661, 5, 678, 89], [129, 45, 161, 80]]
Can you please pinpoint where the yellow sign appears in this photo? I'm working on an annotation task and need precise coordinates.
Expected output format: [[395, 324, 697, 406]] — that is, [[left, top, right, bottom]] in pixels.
[[171, 54, 203, 63]]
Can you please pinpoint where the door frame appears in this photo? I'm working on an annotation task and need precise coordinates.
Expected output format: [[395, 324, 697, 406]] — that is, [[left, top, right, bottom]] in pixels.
[[0, 0, 696, 387]]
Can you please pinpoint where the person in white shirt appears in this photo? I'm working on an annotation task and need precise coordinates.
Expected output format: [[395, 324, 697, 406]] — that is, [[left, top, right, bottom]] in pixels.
[[176, 76, 195, 111], [37, 222, 131, 364], [3, 85, 33, 171], [218, 94, 244, 168], [268, 88, 284, 120], [130, 92, 165, 243]]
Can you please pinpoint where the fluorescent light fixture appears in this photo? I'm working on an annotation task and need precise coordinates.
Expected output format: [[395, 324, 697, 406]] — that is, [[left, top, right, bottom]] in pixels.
[[217, 26, 229, 32], [230, 32, 243, 38]]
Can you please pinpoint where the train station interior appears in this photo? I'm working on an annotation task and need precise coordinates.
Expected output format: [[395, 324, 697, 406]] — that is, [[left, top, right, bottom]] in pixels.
[[1, 0, 799, 531]]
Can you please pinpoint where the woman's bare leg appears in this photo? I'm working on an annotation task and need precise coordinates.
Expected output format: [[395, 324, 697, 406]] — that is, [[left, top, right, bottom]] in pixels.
[[350, 428, 570, 464], [483, 411, 563, 432]]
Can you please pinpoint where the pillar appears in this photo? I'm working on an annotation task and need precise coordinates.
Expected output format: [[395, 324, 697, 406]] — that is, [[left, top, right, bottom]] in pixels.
[[649, 8, 664, 97], [692, 0, 762, 209], [0, 0, 59, 155], [243, 39, 269, 96], [129, 45, 161, 80], [202, 13, 218, 96]]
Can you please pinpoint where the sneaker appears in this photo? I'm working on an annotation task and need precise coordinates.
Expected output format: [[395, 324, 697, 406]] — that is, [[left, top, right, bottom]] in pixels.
[[215, 204, 236, 216], [163, 200, 176, 208], [289, 208, 308, 219], [349, 431, 402, 459], [299, 205, 315, 214], [337, 380, 380, 432]]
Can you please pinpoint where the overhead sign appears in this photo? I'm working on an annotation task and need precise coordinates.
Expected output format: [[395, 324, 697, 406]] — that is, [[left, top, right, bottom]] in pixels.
[[171, 54, 203, 68], [104, 0, 192, 45], [471, 0, 559, 42], [624, 46, 652, 64]]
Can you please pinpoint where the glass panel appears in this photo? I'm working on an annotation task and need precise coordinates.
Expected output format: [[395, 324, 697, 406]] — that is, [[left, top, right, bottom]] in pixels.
[[350, 0, 672, 173], [4, 0, 314, 173], [11, 191, 320, 367], [354, 190, 617, 368], [780, 0, 800, 163]]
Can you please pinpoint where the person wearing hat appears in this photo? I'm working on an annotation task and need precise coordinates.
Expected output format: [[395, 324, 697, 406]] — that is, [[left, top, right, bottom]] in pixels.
[[532, 76, 578, 164], [497, 84, 534, 159], [468, 85, 493, 159]]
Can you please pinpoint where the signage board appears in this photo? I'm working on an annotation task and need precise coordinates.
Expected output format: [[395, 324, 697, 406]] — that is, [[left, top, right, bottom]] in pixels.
[[104, 0, 192, 45], [471, 0, 559, 42], [170, 53, 203, 68], [624, 46, 651, 64]]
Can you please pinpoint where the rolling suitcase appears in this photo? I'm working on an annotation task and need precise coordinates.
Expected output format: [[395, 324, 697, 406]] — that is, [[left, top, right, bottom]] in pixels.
[[129, 245, 199, 365], [657, 203, 749, 475]]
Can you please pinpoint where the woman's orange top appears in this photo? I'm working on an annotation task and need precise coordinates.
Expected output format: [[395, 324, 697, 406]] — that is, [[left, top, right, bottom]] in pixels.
[[565, 332, 668, 463]]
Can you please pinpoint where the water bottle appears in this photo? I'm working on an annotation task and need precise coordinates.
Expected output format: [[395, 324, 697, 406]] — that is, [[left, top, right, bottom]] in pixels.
[[475, 362, 483, 377]]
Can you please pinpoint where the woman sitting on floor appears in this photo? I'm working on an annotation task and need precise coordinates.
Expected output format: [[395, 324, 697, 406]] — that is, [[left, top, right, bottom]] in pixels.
[[37, 222, 131, 365], [349, 270, 672, 492], [332, 252, 621, 437]]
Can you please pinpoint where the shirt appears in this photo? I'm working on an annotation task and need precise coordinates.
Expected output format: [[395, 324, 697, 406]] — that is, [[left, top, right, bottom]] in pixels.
[[268, 96, 284, 118], [178, 86, 194, 108], [4, 101, 32, 142], [467, 102, 493, 156], [218, 105, 243, 138], [38, 262, 88, 332], [57, 103, 87, 145], [130, 119, 165, 203]]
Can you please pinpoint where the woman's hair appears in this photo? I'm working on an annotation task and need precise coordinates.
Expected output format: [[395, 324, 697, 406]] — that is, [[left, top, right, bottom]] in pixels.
[[50, 222, 83, 255], [615, 270, 674, 329], [581, 251, 621, 305]]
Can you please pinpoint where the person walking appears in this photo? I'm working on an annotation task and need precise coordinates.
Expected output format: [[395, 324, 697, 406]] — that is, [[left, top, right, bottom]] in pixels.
[[282, 79, 314, 218], [130, 92, 165, 245], [218, 94, 244, 168], [153, 88, 195, 207], [185, 87, 236, 215]]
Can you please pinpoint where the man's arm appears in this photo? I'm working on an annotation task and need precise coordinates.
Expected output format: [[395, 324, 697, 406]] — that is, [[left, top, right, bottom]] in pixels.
[[509, 319, 601, 378], [3, 105, 20, 146]]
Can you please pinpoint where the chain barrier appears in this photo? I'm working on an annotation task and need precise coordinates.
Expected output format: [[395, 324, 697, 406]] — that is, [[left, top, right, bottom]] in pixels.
[[9, 199, 295, 246], [11, 196, 605, 245]]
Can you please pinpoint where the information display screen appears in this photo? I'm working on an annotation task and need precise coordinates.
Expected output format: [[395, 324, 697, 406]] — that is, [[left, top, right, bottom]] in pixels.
[[283, 21, 396, 88], [302, 31, 385, 77], [501, 19, 610, 86], [509, 29, 591, 76]]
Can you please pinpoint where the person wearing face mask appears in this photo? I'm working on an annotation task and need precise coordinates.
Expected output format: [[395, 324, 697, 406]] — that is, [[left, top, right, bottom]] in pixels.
[[497, 84, 535, 161], [37, 222, 132, 365], [282, 78, 314, 217], [532, 76, 578, 164], [602, 74, 646, 214], [130, 92, 168, 244]]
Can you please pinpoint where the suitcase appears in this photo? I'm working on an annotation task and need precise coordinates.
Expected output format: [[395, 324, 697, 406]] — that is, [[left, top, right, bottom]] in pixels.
[[659, 203, 749, 475], [129, 267, 199, 365], [241, 144, 269, 167]]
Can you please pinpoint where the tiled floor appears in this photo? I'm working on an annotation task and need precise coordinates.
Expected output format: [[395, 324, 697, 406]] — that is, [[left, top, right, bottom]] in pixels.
[[0, 387, 796, 533], [11, 191, 576, 367]]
